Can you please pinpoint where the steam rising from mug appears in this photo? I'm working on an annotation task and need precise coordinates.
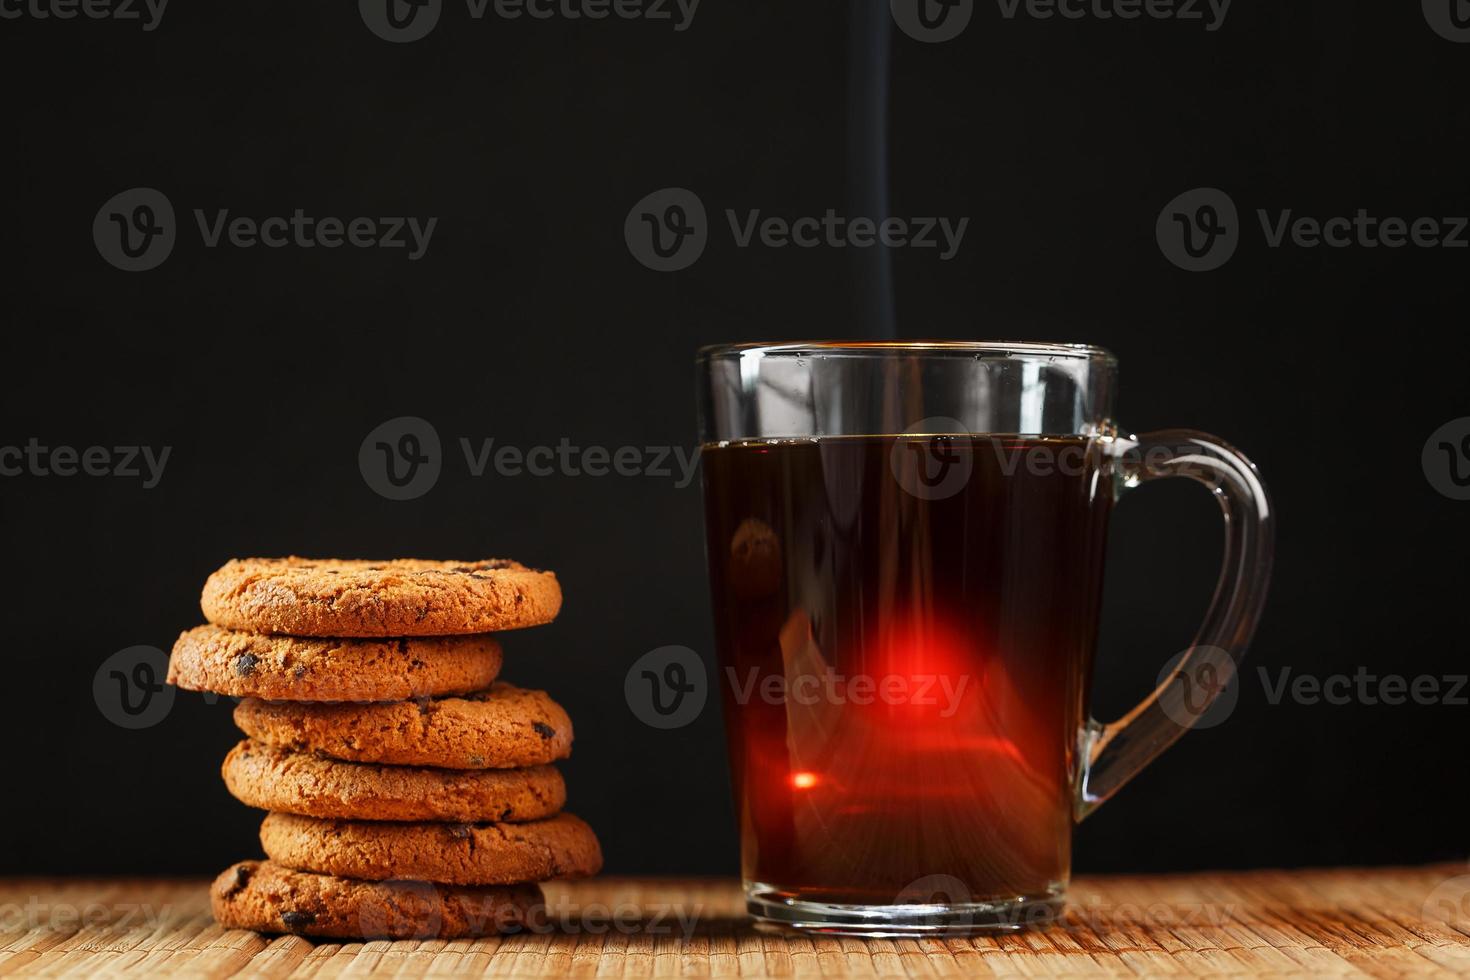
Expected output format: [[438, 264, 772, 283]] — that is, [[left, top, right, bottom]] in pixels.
[[850, 0, 897, 339]]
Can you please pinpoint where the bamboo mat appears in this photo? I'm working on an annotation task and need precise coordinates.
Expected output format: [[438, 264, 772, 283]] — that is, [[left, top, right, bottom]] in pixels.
[[1, 867, 1468, 977]]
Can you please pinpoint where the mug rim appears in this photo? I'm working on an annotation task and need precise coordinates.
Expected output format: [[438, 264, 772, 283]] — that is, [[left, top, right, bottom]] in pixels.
[[696, 340, 1116, 363]]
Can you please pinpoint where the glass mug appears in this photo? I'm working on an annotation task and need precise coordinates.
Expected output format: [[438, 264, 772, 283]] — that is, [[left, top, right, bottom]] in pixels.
[[696, 342, 1273, 935]]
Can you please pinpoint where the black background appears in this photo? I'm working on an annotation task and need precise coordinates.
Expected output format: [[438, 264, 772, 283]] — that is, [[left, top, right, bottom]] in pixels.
[[1, 0, 1467, 878]]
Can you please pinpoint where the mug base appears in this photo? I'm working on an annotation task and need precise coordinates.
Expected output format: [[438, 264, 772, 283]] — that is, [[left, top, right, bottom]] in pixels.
[[745, 881, 1067, 936]]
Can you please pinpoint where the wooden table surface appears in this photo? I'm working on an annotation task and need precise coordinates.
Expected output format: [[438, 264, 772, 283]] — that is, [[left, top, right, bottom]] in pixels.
[[1, 867, 1468, 977]]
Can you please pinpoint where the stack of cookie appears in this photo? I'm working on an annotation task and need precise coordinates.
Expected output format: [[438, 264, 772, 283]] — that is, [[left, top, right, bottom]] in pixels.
[[166, 557, 602, 940]]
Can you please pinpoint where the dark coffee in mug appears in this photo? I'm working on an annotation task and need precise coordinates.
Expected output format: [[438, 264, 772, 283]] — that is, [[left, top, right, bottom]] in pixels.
[[702, 434, 1112, 906], [697, 342, 1272, 934]]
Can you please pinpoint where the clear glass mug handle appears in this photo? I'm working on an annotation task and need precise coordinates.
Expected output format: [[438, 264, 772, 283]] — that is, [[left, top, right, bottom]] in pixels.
[[1076, 428, 1275, 820]]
